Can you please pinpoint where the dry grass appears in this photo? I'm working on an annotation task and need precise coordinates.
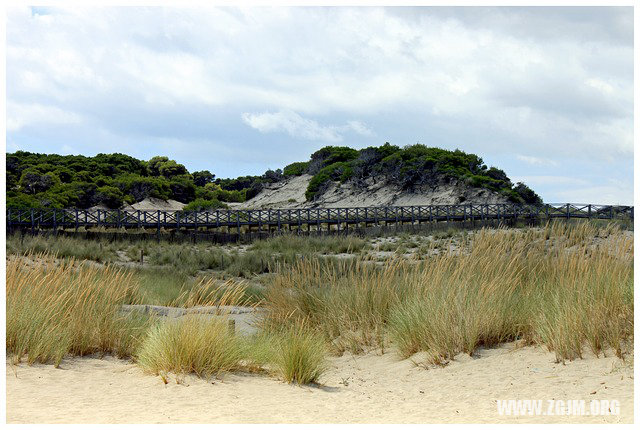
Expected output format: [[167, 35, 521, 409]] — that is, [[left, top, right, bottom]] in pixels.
[[262, 221, 633, 364], [136, 316, 243, 381], [6, 255, 150, 366], [6, 220, 631, 382]]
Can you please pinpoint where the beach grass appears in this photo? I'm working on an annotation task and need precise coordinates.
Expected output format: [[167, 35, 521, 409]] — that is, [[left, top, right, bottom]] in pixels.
[[262, 221, 633, 364], [5, 219, 632, 381], [136, 316, 244, 380], [6, 255, 150, 366]]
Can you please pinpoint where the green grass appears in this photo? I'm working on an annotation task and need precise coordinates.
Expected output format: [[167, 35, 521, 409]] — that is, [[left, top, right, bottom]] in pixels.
[[249, 234, 370, 255], [6, 233, 118, 263], [127, 268, 192, 306]]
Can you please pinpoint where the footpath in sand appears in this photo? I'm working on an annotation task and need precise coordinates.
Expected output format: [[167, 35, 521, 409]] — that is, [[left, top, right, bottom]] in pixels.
[[6, 342, 633, 424]]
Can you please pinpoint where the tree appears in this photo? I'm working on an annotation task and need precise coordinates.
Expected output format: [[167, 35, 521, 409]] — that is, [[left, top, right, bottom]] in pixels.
[[95, 186, 125, 208], [513, 182, 543, 205], [169, 176, 196, 203], [148, 156, 169, 176], [192, 170, 215, 187], [19, 169, 59, 194], [158, 160, 188, 178]]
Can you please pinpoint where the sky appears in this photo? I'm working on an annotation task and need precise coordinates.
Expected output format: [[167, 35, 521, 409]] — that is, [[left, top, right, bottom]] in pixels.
[[5, 5, 634, 204]]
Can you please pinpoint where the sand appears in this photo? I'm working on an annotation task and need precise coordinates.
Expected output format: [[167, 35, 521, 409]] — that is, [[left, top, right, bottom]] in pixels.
[[6, 342, 633, 424], [239, 174, 508, 209], [131, 197, 185, 212]]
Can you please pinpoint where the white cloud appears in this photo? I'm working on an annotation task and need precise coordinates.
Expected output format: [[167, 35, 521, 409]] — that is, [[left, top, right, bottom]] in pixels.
[[553, 185, 632, 205], [7, 101, 82, 131], [516, 155, 559, 167], [241, 110, 374, 142], [346, 120, 375, 137], [511, 175, 589, 187], [5, 6, 633, 202]]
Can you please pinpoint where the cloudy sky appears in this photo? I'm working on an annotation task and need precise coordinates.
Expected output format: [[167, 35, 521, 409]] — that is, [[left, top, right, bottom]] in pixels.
[[6, 6, 634, 204]]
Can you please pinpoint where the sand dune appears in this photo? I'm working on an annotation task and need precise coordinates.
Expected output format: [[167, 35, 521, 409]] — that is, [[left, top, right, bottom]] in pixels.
[[6, 342, 632, 424]]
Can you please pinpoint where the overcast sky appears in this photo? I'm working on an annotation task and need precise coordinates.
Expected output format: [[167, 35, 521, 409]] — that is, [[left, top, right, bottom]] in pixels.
[[6, 6, 634, 204]]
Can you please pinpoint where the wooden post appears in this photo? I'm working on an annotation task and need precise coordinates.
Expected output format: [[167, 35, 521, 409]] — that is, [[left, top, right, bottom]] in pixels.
[[588, 204, 592, 219], [140, 249, 144, 265], [277, 210, 281, 232]]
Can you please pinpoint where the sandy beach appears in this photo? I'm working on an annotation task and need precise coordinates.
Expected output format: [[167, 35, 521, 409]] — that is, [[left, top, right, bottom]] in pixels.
[[6, 342, 633, 424]]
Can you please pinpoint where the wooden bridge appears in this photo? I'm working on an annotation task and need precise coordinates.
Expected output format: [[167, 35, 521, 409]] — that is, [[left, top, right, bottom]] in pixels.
[[6, 203, 633, 236]]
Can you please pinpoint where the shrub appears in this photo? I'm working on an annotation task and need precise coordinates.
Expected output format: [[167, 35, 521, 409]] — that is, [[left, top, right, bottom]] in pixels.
[[283, 161, 310, 177], [305, 162, 350, 201], [182, 198, 228, 211]]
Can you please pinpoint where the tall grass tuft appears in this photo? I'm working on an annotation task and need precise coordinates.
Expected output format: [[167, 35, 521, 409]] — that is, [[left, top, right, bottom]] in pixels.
[[136, 316, 243, 380], [245, 323, 328, 384], [6, 254, 150, 366]]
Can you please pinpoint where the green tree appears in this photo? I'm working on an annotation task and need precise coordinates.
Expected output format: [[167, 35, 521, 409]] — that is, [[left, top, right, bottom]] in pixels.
[[192, 170, 215, 187]]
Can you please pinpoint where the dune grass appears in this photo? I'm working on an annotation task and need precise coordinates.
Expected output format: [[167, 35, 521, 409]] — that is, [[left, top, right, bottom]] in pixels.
[[6, 233, 119, 263], [6, 255, 150, 366], [262, 221, 633, 364], [270, 323, 327, 384], [250, 234, 369, 255], [6, 232, 369, 279], [6, 220, 631, 381], [136, 316, 244, 380], [244, 323, 328, 384]]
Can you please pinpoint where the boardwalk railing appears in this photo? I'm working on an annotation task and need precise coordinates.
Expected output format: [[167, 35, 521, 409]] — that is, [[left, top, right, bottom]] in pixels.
[[6, 203, 633, 234]]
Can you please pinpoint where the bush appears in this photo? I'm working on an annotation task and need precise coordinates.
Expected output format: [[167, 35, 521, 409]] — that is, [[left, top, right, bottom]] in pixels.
[[182, 198, 228, 211], [283, 161, 310, 177], [305, 162, 350, 201]]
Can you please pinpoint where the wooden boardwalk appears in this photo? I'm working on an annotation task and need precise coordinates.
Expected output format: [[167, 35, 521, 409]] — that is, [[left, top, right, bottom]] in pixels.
[[6, 203, 633, 236]]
